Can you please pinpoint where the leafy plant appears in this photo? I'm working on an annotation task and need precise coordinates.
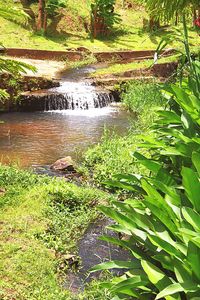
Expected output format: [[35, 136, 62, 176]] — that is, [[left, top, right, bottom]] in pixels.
[[91, 19, 200, 300], [92, 71, 200, 300], [0, 2, 29, 23], [91, 0, 121, 38]]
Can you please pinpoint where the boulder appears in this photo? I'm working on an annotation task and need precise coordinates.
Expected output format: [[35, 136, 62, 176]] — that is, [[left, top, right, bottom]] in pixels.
[[50, 156, 75, 172]]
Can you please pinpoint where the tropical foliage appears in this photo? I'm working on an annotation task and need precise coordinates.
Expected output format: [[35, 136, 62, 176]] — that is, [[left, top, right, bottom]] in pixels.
[[90, 0, 121, 37], [0, 2, 28, 22], [146, 0, 199, 21], [91, 19, 200, 300], [0, 5, 36, 100]]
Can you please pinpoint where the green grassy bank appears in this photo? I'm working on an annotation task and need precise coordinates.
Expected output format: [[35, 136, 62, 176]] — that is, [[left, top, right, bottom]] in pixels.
[[0, 0, 199, 52], [83, 80, 164, 184], [0, 80, 164, 299], [0, 165, 113, 299]]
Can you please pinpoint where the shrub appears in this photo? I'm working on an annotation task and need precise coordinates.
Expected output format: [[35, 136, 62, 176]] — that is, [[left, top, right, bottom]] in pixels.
[[90, 0, 121, 38], [122, 80, 163, 114], [91, 23, 200, 299]]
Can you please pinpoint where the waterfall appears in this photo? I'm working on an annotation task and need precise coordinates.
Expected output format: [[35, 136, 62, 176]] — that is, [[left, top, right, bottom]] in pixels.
[[20, 81, 114, 112], [45, 82, 114, 111]]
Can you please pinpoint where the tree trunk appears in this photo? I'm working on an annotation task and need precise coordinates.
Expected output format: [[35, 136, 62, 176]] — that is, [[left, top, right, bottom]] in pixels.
[[175, 11, 178, 25], [37, 0, 46, 31], [149, 16, 160, 30], [43, 10, 48, 32]]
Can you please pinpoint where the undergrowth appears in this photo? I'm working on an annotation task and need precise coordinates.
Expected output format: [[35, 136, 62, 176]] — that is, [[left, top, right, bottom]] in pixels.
[[0, 165, 113, 299], [83, 80, 165, 185]]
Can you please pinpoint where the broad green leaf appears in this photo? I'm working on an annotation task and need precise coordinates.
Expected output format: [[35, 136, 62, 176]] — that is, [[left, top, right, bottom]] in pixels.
[[187, 241, 200, 280], [107, 224, 132, 235], [156, 281, 199, 299], [133, 152, 161, 173], [144, 199, 178, 234], [113, 173, 141, 183], [111, 276, 148, 296], [192, 152, 200, 177], [182, 167, 200, 213], [157, 110, 182, 124], [155, 283, 183, 299], [104, 179, 142, 192], [149, 235, 185, 259], [173, 259, 192, 283], [90, 260, 140, 273], [182, 207, 200, 232], [141, 260, 165, 285], [141, 260, 180, 299], [99, 206, 137, 232]]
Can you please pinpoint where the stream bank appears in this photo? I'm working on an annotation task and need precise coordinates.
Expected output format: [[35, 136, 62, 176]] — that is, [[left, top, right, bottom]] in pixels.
[[0, 57, 167, 299]]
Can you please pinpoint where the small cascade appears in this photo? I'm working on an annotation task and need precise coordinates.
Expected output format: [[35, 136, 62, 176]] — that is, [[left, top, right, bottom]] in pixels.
[[20, 81, 114, 112], [46, 81, 114, 111]]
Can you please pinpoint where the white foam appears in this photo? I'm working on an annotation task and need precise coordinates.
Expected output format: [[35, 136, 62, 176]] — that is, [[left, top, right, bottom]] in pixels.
[[45, 106, 118, 117]]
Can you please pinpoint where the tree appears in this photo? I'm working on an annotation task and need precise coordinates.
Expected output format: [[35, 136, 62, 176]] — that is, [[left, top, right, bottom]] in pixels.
[[90, 0, 121, 38], [0, 4, 36, 100], [37, 0, 46, 31], [36, 0, 66, 33], [15, 0, 66, 33], [146, 0, 200, 22], [19, 0, 36, 28]]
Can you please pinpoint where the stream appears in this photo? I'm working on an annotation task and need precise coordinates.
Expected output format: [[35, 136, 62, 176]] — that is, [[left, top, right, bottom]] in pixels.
[[0, 65, 131, 167], [0, 64, 132, 290]]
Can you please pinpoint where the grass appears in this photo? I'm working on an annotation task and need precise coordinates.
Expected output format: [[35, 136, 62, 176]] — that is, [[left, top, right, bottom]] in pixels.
[[90, 55, 179, 77], [83, 80, 164, 185], [0, 165, 113, 299], [0, 0, 199, 52]]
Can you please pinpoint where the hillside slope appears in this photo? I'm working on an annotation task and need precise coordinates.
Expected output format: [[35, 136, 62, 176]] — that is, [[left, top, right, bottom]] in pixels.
[[0, 0, 198, 52]]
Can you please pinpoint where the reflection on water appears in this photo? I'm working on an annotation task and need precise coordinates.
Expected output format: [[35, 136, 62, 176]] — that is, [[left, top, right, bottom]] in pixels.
[[0, 107, 130, 167]]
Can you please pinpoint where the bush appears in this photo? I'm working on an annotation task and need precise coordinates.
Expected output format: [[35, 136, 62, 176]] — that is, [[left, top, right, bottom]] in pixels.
[[91, 0, 121, 38], [92, 33, 200, 299], [122, 80, 163, 114], [83, 81, 164, 185]]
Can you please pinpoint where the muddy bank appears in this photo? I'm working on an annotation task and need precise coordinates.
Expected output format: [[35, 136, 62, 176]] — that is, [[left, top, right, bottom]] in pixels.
[[91, 62, 178, 81], [2, 47, 175, 62]]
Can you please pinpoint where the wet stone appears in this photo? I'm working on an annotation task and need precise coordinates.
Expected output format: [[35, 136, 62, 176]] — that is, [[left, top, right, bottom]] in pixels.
[[50, 156, 75, 172]]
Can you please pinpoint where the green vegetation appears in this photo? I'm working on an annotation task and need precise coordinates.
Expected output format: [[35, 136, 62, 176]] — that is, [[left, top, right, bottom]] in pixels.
[[91, 14, 200, 300], [0, 165, 113, 299], [0, 58, 36, 101], [91, 0, 121, 38], [2, 0, 200, 299], [84, 80, 164, 184], [91, 55, 179, 77], [93, 65, 200, 300], [0, 0, 198, 52], [0, 78, 165, 299]]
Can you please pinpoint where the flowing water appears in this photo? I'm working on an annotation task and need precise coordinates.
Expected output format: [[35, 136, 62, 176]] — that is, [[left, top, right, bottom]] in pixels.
[[0, 65, 133, 289], [0, 108, 130, 167], [0, 65, 131, 167]]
